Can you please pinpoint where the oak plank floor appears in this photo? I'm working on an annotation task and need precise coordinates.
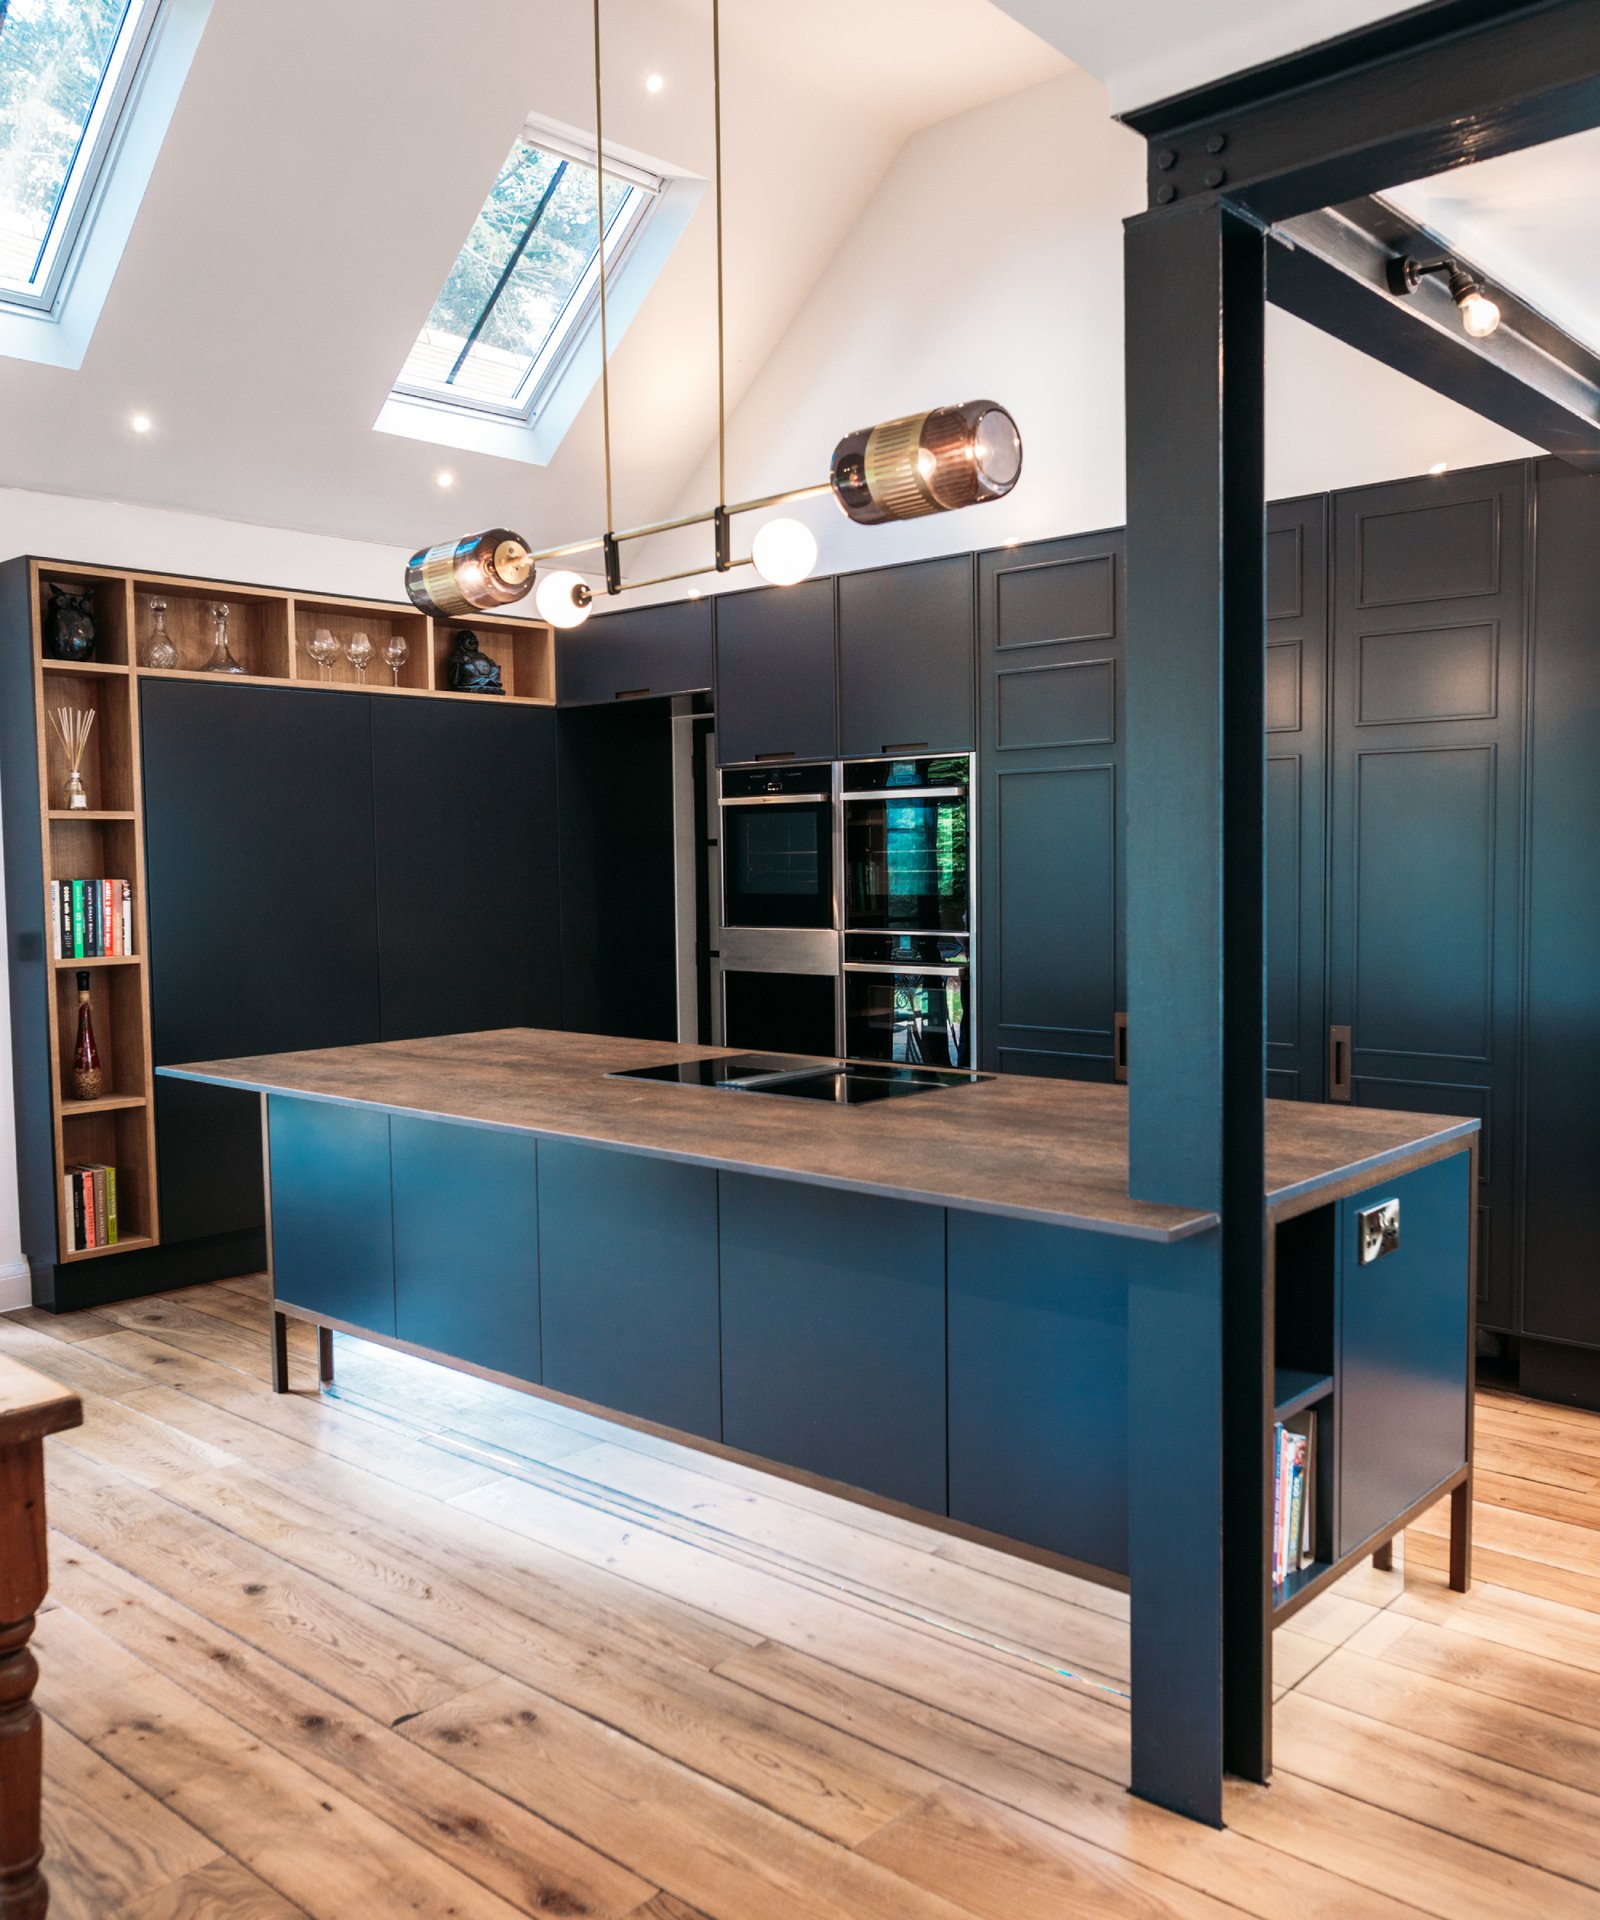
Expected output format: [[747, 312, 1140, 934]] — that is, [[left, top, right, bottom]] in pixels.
[[7, 1287, 1600, 1916]]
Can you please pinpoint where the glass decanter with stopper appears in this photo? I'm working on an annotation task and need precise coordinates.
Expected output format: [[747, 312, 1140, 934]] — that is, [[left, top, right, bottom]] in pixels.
[[142, 596, 178, 670], [202, 600, 245, 674], [71, 970, 103, 1100]]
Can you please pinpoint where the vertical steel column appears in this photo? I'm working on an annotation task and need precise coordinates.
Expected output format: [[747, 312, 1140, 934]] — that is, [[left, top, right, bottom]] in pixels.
[[1123, 195, 1269, 1821]]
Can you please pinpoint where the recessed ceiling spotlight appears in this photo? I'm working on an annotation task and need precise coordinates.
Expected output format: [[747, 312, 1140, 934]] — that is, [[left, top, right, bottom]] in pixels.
[[1002, 537, 1020, 548], [645, 72, 664, 93], [436, 470, 455, 489], [686, 586, 702, 599], [1386, 254, 1502, 340], [130, 413, 152, 434], [1428, 460, 1449, 476]]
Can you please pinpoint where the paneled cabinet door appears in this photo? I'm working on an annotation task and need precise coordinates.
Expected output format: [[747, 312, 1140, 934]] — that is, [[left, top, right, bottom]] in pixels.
[[977, 531, 1125, 1080], [557, 599, 713, 706], [713, 577, 837, 766], [371, 699, 560, 1042], [141, 681, 382, 1247], [1327, 463, 1526, 1333], [1337, 1155, 1470, 1556], [837, 554, 975, 759]]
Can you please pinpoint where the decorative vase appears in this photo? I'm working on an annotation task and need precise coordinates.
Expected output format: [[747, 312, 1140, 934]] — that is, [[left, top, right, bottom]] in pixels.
[[44, 584, 96, 661], [71, 971, 103, 1100]]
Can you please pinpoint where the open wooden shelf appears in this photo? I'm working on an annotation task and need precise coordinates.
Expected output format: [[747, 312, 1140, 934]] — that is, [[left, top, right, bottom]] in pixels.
[[48, 808, 136, 821], [431, 612, 555, 704], [290, 591, 430, 692], [131, 576, 292, 679], [52, 954, 141, 969]]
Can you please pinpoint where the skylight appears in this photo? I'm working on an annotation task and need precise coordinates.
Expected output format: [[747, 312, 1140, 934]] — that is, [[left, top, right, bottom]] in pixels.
[[396, 123, 661, 421], [0, 0, 161, 311]]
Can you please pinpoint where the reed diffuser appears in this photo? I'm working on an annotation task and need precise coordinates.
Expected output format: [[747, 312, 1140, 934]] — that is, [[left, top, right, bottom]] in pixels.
[[49, 706, 96, 811]]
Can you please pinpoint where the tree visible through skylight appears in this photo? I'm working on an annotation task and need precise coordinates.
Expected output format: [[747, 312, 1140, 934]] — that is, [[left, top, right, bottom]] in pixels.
[[396, 128, 656, 417], [0, 0, 156, 305]]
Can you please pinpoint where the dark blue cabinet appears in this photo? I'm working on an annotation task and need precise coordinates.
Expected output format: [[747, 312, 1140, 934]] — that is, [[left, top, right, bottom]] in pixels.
[[391, 1116, 540, 1380], [557, 599, 712, 705], [268, 1096, 394, 1333], [719, 1175, 947, 1512], [536, 1140, 720, 1437], [713, 578, 837, 767], [947, 1212, 1129, 1573], [1337, 1155, 1470, 1554], [837, 555, 975, 759]]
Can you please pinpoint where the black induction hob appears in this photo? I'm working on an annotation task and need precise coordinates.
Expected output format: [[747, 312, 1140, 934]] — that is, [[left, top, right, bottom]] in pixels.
[[608, 1054, 988, 1102]]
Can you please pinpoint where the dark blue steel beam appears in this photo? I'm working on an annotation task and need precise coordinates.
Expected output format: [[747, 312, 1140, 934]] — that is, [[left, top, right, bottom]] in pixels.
[[1123, 193, 1269, 1820]]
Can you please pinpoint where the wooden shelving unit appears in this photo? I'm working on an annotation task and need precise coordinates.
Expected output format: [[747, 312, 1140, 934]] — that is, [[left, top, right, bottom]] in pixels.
[[12, 555, 556, 1283]]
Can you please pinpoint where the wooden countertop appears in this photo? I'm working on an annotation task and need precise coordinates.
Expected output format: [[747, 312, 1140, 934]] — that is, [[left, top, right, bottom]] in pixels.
[[161, 1029, 1478, 1242]]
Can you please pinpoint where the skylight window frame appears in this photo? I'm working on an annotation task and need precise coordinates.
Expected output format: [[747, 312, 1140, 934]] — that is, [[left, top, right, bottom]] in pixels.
[[0, 0, 165, 316], [392, 121, 664, 426]]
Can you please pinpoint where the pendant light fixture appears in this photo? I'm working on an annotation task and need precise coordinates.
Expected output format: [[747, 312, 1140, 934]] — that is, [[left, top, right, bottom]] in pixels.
[[404, 0, 1023, 618]]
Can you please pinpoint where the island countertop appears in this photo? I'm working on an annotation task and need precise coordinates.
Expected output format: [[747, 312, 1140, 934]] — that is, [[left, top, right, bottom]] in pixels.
[[160, 1028, 1479, 1242]]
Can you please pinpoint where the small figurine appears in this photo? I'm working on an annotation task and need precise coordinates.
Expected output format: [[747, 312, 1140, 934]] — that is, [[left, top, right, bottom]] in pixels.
[[44, 584, 96, 662], [445, 629, 504, 694]]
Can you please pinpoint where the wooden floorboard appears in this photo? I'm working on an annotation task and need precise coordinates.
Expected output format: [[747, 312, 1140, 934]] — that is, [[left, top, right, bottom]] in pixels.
[[8, 1284, 1600, 1916]]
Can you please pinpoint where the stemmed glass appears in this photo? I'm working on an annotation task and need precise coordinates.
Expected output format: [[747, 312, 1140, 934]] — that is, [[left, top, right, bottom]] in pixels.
[[345, 631, 374, 683], [307, 627, 339, 681], [383, 634, 409, 686]]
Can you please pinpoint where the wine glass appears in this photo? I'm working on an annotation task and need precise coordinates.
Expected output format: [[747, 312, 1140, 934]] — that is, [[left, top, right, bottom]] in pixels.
[[307, 627, 338, 681], [383, 634, 409, 686], [346, 631, 373, 683]]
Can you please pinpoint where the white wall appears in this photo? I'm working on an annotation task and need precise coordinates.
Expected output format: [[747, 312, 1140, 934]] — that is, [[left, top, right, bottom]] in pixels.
[[0, 486, 419, 1306], [631, 68, 1534, 599]]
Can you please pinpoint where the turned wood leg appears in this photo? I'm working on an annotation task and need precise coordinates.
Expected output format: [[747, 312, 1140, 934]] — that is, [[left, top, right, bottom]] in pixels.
[[1449, 1477, 1472, 1592], [270, 1309, 290, 1394], [1371, 1539, 1394, 1572], [318, 1326, 335, 1388], [0, 1437, 50, 1920]]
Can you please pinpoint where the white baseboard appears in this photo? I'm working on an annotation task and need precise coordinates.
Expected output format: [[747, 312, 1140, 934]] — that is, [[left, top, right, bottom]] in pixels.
[[0, 1260, 33, 1312]]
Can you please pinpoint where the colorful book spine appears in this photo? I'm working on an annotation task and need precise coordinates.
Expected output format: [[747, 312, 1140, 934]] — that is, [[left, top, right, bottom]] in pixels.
[[104, 1164, 118, 1244], [121, 880, 132, 955], [79, 1168, 96, 1249], [70, 879, 85, 958]]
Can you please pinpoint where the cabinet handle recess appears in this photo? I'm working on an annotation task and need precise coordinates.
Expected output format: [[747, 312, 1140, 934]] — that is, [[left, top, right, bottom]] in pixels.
[[881, 741, 929, 753], [614, 687, 652, 700], [754, 750, 796, 761], [1114, 1011, 1128, 1084], [1329, 1024, 1352, 1103]]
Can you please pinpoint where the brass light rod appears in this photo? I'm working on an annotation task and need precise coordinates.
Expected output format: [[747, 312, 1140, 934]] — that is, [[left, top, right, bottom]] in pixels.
[[526, 481, 834, 568]]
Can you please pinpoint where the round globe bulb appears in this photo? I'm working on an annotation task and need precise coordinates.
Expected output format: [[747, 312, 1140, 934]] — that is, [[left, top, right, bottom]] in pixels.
[[535, 569, 595, 629], [1458, 289, 1500, 338], [750, 517, 818, 587]]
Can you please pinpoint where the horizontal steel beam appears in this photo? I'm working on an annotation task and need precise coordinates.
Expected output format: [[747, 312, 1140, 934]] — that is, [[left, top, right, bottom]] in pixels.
[[1268, 196, 1600, 468], [1123, 0, 1600, 221]]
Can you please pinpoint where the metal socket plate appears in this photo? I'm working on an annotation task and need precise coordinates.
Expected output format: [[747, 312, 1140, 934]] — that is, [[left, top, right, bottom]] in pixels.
[[1357, 1198, 1401, 1265]]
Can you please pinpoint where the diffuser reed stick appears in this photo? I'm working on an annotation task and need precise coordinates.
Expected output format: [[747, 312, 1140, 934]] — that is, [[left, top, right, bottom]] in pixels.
[[49, 706, 96, 811]]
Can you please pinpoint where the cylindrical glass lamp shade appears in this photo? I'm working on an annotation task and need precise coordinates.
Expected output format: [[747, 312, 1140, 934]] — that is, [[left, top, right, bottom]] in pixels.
[[829, 401, 1021, 525], [404, 528, 535, 616]]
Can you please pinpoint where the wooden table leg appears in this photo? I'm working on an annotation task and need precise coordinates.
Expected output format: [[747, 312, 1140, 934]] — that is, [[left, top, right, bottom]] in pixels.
[[1449, 1476, 1472, 1592], [1, 1437, 53, 1920], [1371, 1539, 1394, 1572], [270, 1309, 290, 1395], [318, 1326, 335, 1389]]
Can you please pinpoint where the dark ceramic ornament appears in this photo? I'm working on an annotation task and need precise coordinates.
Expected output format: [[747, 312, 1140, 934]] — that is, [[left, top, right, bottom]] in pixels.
[[44, 584, 96, 662], [445, 629, 504, 694]]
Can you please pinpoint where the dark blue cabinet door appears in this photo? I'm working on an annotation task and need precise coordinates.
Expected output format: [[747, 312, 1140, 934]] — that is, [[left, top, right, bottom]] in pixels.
[[947, 1212, 1128, 1573], [713, 578, 837, 767], [536, 1140, 720, 1437], [1338, 1154, 1470, 1555], [268, 1096, 394, 1333], [391, 1115, 539, 1381], [719, 1175, 946, 1513], [558, 599, 712, 705], [837, 555, 975, 758]]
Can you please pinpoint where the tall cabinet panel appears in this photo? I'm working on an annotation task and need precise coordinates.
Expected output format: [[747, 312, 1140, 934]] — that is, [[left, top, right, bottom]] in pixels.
[[977, 531, 1125, 1079], [371, 699, 561, 1041], [141, 682, 382, 1249], [837, 554, 975, 759], [713, 578, 837, 767], [1327, 464, 1526, 1333], [1521, 460, 1600, 1352], [1265, 496, 1329, 1102]]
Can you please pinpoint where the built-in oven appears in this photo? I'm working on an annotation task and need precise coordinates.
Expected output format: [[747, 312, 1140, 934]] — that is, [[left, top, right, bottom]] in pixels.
[[843, 933, 971, 1070], [720, 763, 836, 932], [842, 754, 971, 937]]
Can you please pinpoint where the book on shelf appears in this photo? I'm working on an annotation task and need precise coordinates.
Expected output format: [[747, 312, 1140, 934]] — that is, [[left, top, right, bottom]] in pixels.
[[62, 1163, 118, 1255], [1272, 1416, 1317, 1588], [50, 878, 132, 959]]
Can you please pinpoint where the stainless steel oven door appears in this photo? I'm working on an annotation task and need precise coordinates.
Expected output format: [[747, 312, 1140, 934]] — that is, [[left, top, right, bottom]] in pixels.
[[843, 962, 971, 1070]]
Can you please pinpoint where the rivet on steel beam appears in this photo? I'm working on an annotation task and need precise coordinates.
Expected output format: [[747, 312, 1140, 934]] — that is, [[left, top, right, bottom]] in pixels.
[[1205, 132, 1227, 154], [1204, 167, 1226, 189], [1155, 183, 1177, 204], [1155, 148, 1177, 170]]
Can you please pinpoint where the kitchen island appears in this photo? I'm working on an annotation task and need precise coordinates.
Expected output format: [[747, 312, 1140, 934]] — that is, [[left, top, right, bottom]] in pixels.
[[162, 1028, 1477, 1808]]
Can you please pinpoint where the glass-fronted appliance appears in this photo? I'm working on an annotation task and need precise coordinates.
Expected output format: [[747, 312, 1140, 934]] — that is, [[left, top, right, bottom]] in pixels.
[[843, 932, 971, 1069], [720, 763, 836, 931], [842, 755, 970, 935]]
